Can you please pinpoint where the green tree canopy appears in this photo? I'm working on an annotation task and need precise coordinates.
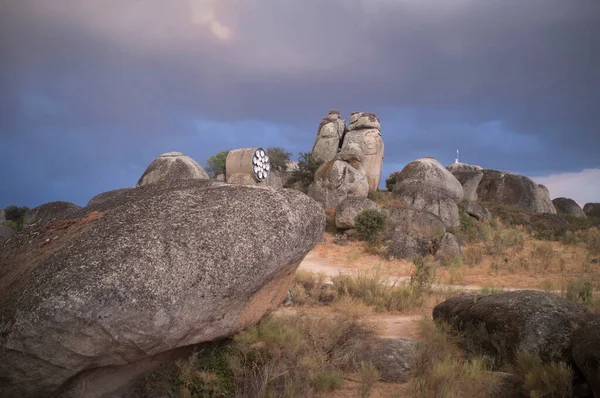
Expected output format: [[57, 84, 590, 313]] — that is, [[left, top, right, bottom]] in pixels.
[[205, 150, 230, 178], [266, 147, 293, 172]]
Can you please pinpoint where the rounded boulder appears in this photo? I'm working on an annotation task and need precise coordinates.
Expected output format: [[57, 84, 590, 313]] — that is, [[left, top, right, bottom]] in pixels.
[[552, 197, 586, 218], [0, 179, 325, 398], [136, 151, 209, 187]]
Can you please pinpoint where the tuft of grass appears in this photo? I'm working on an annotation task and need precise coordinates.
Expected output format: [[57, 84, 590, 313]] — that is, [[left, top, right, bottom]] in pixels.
[[531, 242, 555, 271], [288, 270, 329, 306], [513, 351, 573, 398], [357, 362, 379, 398], [410, 319, 500, 398], [463, 246, 484, 267], [480, 285, 504, 294], [565, 277, 595, 306]]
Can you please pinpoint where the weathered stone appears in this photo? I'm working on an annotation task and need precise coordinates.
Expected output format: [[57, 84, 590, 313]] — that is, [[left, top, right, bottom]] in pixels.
[[335, 197, 380, 229], [368, 338, 417, 383], [388, 231, 435, 259], [447, 162, 484, 202], [308, 144, 369, 209], [433, 291, 593, 367], [215, 173, 225, 182], [437, 233, 462, 258], [86, 188, 133, 208], [476, 170, 557, 214], [395, 158, 464, 204], [0, 179, 325, 398], [583, 203, 600, 218], [341, 124, 384, 192], [23, 201, 82, 228], [383, 207, 446, 240], [538, 184, 550, 198], [333, 233, 349, 246], [348, 112, 381, 131], [552, 197, 587, 218], [394, 181, 460, 230], [0, 209, 5, 223], [571, 317, 600, 398], [311, 111, 346, 164], [463, 201, 492, 221], [137, 152, 209, 187]]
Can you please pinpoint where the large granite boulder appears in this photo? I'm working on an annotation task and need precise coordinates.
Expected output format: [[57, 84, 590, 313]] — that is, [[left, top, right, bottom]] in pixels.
[[86, 188, 133, 208], [335, 197, 380, 229], [136, 151, 209, 187], [476, 170, 557, 214], [341, 112, 384, 192], [23, 201, 82, 229], [552, 197, 587, 218], [571, 317, 600, 398], [583, 203, 600, 218], [311, 110, 346, 164], [382, 207, 446, 240], [308, 143, 369, 209], [447, 162, 483, 202], [433, 291, 593, 367], [393, 158, 463, 230], [0, 179, 325, 398]]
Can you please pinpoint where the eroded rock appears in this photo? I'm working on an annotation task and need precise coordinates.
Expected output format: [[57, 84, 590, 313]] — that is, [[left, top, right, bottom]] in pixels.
[[136, 151, 209, 187], [335, 197, 380, 229], [0, 179, 324, 398]]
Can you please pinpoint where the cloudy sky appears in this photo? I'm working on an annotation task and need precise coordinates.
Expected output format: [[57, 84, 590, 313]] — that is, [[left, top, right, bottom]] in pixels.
[[1, 0, 599, 208]]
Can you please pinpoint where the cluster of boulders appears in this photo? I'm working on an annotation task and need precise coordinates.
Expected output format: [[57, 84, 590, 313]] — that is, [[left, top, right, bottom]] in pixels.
[[0, 152, 325, 397], [308, 111, 384, 208], [434, 290, 600, 397]]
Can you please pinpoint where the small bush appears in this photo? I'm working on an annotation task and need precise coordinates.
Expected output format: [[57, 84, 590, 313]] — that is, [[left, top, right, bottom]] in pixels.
[[411, 257, 436, 290], [358, 362, 379, 398], [355, 209, 387, 243], [385, 171, 402, 192], [531, 242, 554, 270], [367, 189, 391, 205], [287, 152, 323, 192], [205, 150, 230, 178], [265, 147, 292, 172], [513, 351, 573, 398]]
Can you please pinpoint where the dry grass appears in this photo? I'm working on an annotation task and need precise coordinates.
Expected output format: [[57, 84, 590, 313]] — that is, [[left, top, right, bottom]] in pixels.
[[134, 309, 380, 397], [409, 318, 501, 398], [512, 351, 573, 398]]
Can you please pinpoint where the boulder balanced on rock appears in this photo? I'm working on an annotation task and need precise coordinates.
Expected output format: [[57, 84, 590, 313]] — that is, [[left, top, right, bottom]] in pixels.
[[341, 112, 384, 192], [446, 162, 483, 202], [0, 179, 325, 398], [311, 110, 346, 164]]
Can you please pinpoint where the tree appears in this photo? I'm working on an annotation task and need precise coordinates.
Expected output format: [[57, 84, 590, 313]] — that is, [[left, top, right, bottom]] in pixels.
[[288, 152, 323, 192], [205, 150, 230, 178], [266, 147, 292, 172], [385, 171, 402, 192], [4, 205, 29, 231]]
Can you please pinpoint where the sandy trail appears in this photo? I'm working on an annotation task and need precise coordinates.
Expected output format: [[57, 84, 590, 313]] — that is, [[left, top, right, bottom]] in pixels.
[[287, 248, 546, 341]]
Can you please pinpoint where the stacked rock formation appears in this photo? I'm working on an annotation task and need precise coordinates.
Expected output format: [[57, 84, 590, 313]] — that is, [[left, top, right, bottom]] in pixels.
[[311, 110, 346, 164], [137, 152, 209, 187], [308, 143, 369, 209], [341, 112, 385, 192]]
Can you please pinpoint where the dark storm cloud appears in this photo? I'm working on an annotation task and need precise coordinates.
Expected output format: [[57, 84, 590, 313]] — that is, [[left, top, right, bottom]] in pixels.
[[0, 0, 599, 207]]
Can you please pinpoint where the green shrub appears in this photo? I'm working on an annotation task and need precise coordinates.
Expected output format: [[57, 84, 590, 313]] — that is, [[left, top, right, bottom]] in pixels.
[[3, 205, 29, 230], [355, 209, 387, 243], [385, 171, 402, 192], [287, 152, 323, 192], [266, 147, 292, 172], [205, 150, 230, 178]]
